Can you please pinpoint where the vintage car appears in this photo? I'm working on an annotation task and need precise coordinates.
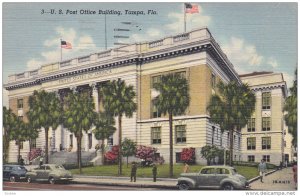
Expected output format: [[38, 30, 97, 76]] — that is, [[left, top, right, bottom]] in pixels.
[[26, 164, 73, 184], [3, 165, 27, 182], [177, 165, 250, 190]]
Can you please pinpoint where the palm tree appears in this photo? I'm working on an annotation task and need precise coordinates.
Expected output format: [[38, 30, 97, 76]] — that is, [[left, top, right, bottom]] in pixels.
[[207, 81, 255, 166], [27, 90, 62, 164], [63, 90, 96, 173], [3, 107, 18, 163], [284, 68, 297, 147], [153, 73, 190, 177], [102, 79, 137, 176], [93, 112, 116, 165], [9, 117, 29, 163]]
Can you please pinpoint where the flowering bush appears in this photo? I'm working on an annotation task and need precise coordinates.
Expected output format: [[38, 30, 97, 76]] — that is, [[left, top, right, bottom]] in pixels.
[[28, 148, 42, 161], [180, 147, 195, 164], [135, 145, 157, 161], [104, 145, 119, 164], [154, 156, 165, 165]]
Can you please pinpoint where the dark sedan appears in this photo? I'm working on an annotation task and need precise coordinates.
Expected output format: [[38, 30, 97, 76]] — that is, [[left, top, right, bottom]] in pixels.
[[3, 165, 27, 182]]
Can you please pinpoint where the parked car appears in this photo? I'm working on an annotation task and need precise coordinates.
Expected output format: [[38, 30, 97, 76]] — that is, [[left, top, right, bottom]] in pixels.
[[177, 165, 250, 190], [3, 165, 28, 182], [26, 164, 73, 184]]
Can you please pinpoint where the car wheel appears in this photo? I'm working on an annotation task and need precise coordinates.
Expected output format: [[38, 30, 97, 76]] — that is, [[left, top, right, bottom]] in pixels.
[[222, 183, 234, 190], [27, 177, 32, 183], [9, 176, 16, 182], [178, 182, 190, 190], [49, 177, 55, 185]]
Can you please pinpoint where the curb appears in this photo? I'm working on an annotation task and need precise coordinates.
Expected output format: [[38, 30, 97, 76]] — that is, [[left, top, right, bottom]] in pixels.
[[73, 175, 177, 181], [71, 179, 177, 189], [248, 169, 278, 183]]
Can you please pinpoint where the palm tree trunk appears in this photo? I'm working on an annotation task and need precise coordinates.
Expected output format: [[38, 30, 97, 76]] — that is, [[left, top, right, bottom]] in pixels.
[[45, 127, 49, 164], [78, 135, 82, 174], [118, 114, 122, 176], [17, 141, 21, 164], [229, 129, 234, 166], [168, 113, 174, 178], [77, 137, 80, 167], [101, 139, 105, 165], [3, 129, 9, 163]]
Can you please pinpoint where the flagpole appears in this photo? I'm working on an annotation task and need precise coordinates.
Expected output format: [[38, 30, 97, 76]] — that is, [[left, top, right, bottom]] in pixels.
[[105, 13, 107, 50], [60, 38, 62, 62], [184, 3, 187, 32]]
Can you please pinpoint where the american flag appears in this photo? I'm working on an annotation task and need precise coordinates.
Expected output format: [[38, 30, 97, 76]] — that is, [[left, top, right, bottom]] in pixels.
[[185, 3, 199, 14], [61, 40, 72, 49]]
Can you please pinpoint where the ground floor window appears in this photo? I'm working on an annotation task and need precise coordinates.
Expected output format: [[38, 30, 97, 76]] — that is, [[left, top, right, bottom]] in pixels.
[[247, 137, 256, 150], [263, 155, 270, 162], [30, 139, 36, 149], [248, 155, 255, 162], [176, 125, 186, 143], [108, 135, 113, 146], [88, 133, 92, 149], [151, 127, 161, 144], [176, 152, 182, 163]]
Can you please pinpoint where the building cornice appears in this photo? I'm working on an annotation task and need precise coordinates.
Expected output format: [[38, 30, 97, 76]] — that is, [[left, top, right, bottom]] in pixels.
[[4, 28, 240, 91]]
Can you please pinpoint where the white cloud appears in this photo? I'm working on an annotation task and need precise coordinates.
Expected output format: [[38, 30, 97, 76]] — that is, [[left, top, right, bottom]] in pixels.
[[267, 57, 279, 68], [166, 5, 211, 33], [131, 4, 210, 42], [131, 28, 164, 42], [282, 72, 294, 89], [222, 37, 264, 67], [26, 27, 96, 70]]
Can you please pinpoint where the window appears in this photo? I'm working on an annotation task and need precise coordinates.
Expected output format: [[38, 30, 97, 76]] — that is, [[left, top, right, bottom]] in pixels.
[[200, 168, 215, 174], [18, 116, 23, 121], [262, 137, 271, 150], [247, 118, 255, 132], [31, 139, 36, 149], [212, 126, 215, 145], [176, 125, 186, 143], [151, 127, 161, 144], [88, 133, 92, 149], [248, 155, 255, 162], [151, 99, 161, 118], [263, 155, 270, 162], [69, 134, 73, 147], [108, 135, 113, 146], [17, 99, 23, 109], [216, 168, 230, 174], [220, 132, 223, 147], [175, 71, 186, 79], [238, 136, 241, 149], [151, 75, 162, 88], [262, 117, 271, 131], [227, 132, 230, 147], [247, 137, 256, 150], [176, 152, 182, 163], [211, 74, 216, 89], [262, 92, 271, 109]]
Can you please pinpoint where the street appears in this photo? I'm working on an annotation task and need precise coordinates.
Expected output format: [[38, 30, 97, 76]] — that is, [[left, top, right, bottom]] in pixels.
[[3, 181, 162, 191]]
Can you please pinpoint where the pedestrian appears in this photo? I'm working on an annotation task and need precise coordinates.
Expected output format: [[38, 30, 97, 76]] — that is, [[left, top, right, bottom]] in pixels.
[[292, 162, 297, 190], [258, 159, 267, 183], [183, 162, 190, 173], [39, 156, 44, 167], [130, 162, 137, 182], [152, 163, 157, 182]]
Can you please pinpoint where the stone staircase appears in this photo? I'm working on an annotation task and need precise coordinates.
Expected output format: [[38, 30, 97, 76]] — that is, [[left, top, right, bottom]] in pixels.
[[49, 151, 97, 166]]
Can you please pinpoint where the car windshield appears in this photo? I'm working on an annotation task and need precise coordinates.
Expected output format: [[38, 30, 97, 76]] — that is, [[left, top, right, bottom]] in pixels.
[[55, 165, 65, 170]]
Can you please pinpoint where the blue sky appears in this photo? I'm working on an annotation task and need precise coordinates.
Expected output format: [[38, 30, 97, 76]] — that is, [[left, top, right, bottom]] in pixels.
[[2, 2, 298, 106]]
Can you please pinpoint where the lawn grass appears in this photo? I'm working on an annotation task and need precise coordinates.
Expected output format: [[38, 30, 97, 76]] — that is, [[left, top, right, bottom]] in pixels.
[[69, 164, 259, 180]]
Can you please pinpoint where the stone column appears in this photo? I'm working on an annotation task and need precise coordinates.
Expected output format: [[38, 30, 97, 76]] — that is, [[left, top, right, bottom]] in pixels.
[[90, 83, 99, 112]]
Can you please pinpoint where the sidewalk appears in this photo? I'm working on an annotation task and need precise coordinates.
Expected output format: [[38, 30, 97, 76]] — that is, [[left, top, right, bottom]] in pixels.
[[250, 167, 296, 191], [72, 175, 178, 189]]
